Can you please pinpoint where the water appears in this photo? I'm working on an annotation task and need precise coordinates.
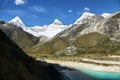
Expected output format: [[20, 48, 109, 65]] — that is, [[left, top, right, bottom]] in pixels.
[[75, 67, 120, 80]]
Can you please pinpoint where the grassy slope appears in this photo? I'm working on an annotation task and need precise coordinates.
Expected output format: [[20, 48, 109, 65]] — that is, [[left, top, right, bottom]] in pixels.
[[27, 37, 69, 57], [27, 32, 120, 58], [75, 32, 120, 54]]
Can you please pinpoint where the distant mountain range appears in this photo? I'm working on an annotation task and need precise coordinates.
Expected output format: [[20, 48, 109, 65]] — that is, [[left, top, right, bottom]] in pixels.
[[1, 11, 120, 57], [9, 12, 111, 38], [10, 17, 68, 38]]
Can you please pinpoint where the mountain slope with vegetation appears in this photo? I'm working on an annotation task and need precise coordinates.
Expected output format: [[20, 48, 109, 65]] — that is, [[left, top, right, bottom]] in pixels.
[[26, 37, 69, 57], [0, 21, 39, 49], [74, 32, 120, 54]]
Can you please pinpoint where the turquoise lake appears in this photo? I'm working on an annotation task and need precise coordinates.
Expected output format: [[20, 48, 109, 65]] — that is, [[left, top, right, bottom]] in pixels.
[[75, 67, 120, 80]]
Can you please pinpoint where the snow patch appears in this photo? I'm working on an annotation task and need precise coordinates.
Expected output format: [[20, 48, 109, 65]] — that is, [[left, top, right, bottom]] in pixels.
[[74, 12, 95, 24], [24, 19, 68, 38], [101, 13, 111, 18]]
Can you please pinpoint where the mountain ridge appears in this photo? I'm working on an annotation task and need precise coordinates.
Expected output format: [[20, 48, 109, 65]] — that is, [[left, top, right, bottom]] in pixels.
[[10, 17, 68, 38], [9, 12, 111, 38]]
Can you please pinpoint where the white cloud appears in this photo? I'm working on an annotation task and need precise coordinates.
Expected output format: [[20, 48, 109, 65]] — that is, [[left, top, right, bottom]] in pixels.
[[14, 0, 27, 5], [84, 7, 90, 12], [68, 10, 72, 13], [29, 6, 47, 13]]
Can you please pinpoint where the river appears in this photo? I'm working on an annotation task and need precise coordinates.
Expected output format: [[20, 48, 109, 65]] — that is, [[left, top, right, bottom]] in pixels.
[[61, 67, 120, 80]]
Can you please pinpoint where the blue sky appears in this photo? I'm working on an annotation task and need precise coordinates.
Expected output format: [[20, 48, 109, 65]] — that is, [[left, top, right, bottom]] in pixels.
[[0, 0, 120, 26]]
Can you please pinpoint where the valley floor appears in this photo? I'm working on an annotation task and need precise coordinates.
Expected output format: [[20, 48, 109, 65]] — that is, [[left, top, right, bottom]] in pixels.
[[37, 55, 120, 73]]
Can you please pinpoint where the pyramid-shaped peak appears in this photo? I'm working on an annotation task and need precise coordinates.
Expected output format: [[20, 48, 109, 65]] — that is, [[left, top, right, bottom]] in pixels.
[[13, 16, 21, 20], [52, 19, 63, 25], [10, 16, 25, 28], [10, 16, 22, 23]]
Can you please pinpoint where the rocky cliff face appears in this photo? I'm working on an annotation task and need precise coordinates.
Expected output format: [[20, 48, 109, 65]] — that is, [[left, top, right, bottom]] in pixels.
[[55, 12, 104, 40], [56, 12, 120, 40], [97, 12, 120, 41], [0, 29, 62, 80]]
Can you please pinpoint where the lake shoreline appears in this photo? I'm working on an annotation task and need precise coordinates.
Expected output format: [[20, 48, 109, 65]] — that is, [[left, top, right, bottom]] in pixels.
[[49, 61, 100, 80], [42, 59, 120, 73]]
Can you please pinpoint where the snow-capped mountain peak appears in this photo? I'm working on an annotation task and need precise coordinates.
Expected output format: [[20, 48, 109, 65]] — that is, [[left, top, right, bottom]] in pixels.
[[9, 16, 68, 38], [52, 19, 63, 25], [101, 13, 111, 18], [10, 16, 26, 29], [74, 12, 95, 24], [23, 19, 68, 38], [48, 18, 65, 28], [26, 24, 68, 38], [80, 12, 95, 20]]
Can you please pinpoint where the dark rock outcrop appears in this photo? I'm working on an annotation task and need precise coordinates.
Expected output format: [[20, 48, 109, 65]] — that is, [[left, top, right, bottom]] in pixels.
[[0, 29, 62, 80]]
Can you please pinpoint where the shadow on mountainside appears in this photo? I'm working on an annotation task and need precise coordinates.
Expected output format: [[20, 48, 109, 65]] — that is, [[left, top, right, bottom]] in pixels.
[[0, 29, 62, 80]]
